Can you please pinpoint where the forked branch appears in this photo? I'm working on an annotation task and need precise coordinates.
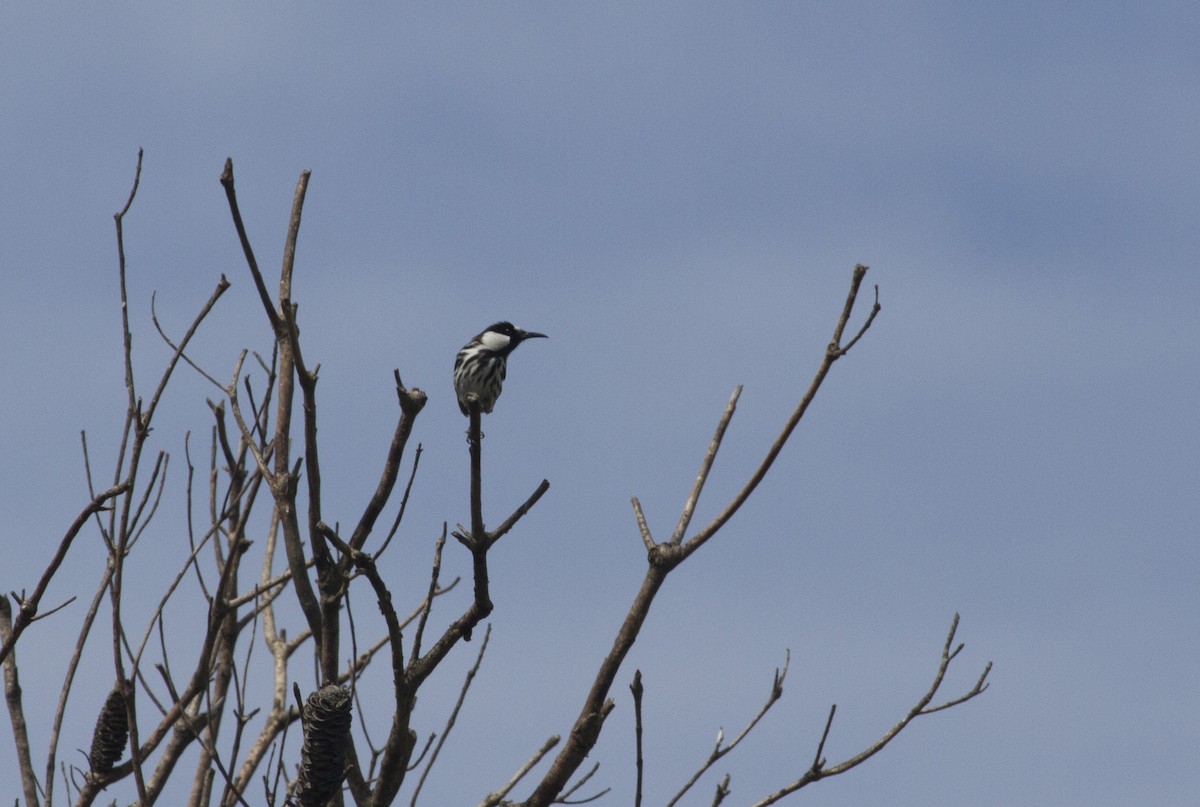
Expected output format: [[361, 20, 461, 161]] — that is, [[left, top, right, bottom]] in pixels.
[[682, 266, 879, 556], [0, 482, 129, 666], [749, 613, 991, 806], [666, 652, 789, 806], [524, 265, 880, 806]]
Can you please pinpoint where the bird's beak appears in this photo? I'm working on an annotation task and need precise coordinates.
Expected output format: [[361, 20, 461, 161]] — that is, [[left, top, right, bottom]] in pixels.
[[519, 330, 548, 340]]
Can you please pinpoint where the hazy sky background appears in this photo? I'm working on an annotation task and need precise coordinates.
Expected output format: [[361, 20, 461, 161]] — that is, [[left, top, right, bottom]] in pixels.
[[2, 3, 1197, 806]]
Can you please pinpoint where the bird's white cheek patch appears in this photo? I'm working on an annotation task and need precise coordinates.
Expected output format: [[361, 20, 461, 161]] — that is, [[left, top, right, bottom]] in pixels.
[[480, 332, 511, 351]]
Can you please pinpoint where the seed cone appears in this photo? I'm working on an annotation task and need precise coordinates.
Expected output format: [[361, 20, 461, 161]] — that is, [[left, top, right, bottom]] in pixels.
[[294, 684, 353, 806], [88, 686, 128, 774]]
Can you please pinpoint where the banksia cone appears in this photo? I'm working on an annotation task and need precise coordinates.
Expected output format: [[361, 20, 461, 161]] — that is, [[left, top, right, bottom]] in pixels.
[[294, 684, 352, 807], [88, 686, 128, 774]]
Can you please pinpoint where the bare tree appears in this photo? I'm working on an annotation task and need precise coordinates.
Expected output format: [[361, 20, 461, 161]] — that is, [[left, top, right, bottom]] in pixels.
[[0, 152, 989, 807]]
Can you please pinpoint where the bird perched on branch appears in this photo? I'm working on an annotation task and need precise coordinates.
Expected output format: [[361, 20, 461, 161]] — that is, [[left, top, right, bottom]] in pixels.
[[454, 322, 547, 415]]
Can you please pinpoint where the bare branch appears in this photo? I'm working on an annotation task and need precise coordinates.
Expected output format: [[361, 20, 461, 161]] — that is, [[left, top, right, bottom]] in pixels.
[[126, 450, 168, 551], [925, 659, 993, 713], [0, 482, 130, 666], [226, 350, 323, 642], [556, 763, 608, 804], [319, 524, 406, 677], [412, 526, 448, 664], [115, 148, 143, 423], [710, 774, 731, 807], [630, 670, 644, 807], [525, 266, 881, 806], [410, 623, 492, 806], [810, 704, 836, 772], [478, 735, 561, 807], [682, 266, 879, 556], [750, 615, 990, 806], [347, 373, 427, 554], [140, 275, 232, 432], [669, 385, 742, 545], [0, 597, 40, 807], [667, 652, 789, 806], [486, 479, 551, 549], [406, 732, 437, 772], [319, 522, 417, 804], [45, 557, 116, 807], [630, 497, 654, 551], [219, 159, 279, 331], [223, 355, 278, 503], [826, 266, 880, 355], [220, 164, 330, 675], [152, 290, 230, 391], [375, 441, 425, 561], [468, 398, 486, 548]]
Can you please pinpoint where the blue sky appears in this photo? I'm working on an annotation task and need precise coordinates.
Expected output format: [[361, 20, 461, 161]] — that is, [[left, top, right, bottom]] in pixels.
[[2, 3, 1198, 805]]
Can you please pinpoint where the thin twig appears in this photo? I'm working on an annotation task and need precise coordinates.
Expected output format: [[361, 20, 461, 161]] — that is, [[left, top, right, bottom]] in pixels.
[[477, 735, 561, 807], [406, 732, 437, 771], [669, 386, 742, 545], [557, 762, 608, 804], [376, 442, 424, 560], [410, 624, 492, 806], [667, 651, 789, 806], [631, 497, 654, 550], [219, 159, 279, 331], [630, 670, 644, 807], [486, 479, 551, 549], [811, 704, 836, 772], [681, 268, 878, 557], [347, 372, 427, 554], [710, 774, 731, 807], [115, 148, 143, 423], [127, 451, 168, 550], [140, 275, 232, 435], [525, 266, 881, 807], [749, 615, 990, 806], [151, 287, 231, 391], [45, 556, 115, 806], [0, 482, 129, 666], [412, 526, 448, 663]]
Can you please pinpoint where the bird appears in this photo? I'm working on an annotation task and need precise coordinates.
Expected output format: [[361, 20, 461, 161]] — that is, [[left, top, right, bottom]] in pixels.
[[453, 322, 547, 416]]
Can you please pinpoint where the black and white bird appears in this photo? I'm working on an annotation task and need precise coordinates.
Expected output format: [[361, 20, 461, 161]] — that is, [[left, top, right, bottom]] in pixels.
[[453, 322, 547, 416]]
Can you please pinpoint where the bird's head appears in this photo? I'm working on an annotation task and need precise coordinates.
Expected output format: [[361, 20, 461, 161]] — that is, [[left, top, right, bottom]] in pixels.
[[478, 321, 548, 354]]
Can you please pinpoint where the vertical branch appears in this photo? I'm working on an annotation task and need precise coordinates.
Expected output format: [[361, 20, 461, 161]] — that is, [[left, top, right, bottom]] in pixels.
[[0, 597, 39, 807], [630, 670, 644, 807], [115, 147, 144, 421], [110, 148, 151, 805], [411, 526, 447, 664], [272, 169, 346, 684], [220, 161, 325, 655], [277, 170, 310, 307], [467, 399, 491, 616], [468, 402, 484, 542]]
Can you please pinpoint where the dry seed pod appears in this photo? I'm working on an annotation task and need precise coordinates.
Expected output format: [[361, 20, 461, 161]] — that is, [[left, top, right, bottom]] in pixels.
[[294, 684, 352, 807], [88, 686, 128, 774]]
